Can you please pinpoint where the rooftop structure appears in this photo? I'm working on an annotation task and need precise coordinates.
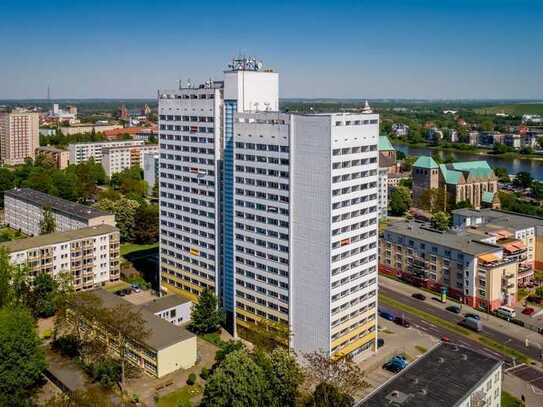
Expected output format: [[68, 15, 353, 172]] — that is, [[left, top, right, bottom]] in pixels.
[[4, 188, 115, 236], [360, 343, 502, 407]]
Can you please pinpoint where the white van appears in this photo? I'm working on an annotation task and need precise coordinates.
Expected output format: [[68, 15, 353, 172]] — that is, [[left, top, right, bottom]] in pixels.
[[496, 306, 516, 319]]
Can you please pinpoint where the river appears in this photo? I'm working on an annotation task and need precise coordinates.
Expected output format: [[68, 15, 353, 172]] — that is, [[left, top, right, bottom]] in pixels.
[[394, 144, 543, 181]]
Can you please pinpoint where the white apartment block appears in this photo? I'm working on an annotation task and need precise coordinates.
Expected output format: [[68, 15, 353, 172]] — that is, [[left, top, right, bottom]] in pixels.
[[68, 139, 144, 164], [378, 167, 388, 219], [143, 152, 160, 194], [4, 188, 115, 236], [101, 144, 159, 178], [2, 225, 120, 291], [158, 57, 379, 359], [0, 109, 39, 165]]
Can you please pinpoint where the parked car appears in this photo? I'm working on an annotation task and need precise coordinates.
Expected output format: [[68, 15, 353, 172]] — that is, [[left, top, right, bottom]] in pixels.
[[394, 317, 410, 328], [383, 355, 408, 373], [522, 307, 535, 316], [464, 313, 480, 320], [496, 306, 516, 319], [377, 338, 384, 348], [459, 317, 482, 332], [379, 309, 395, 321], [441, 336, 450, 342], [446, 305, 461, 314], [131, 284, 141, 293], [412, 293, 426, 301]]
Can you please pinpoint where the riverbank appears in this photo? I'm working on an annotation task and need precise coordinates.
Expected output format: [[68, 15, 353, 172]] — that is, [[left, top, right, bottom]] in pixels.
[[392, 140, 543, 162]]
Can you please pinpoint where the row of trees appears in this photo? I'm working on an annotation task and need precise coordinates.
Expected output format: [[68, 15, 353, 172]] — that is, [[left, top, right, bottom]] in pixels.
[[189, 289, 366, 407]]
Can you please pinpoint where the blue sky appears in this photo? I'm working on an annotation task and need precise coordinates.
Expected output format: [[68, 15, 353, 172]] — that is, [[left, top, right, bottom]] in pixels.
[[1, 0, 542, 99]]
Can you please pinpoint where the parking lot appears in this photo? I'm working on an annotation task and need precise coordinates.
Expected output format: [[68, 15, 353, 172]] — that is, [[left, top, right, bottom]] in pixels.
[[356, 316, 438, 397]]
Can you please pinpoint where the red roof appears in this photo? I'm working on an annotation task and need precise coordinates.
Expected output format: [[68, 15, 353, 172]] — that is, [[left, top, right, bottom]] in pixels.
[[102, 127, 157, 139]]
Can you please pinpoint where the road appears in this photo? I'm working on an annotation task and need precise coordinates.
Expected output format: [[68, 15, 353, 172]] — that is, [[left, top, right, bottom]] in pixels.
[[379, 287, 543, 391]]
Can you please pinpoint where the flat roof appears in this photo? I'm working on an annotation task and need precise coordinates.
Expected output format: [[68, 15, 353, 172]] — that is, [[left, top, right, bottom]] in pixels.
[[86, 289, 195, 351], [37, 145, 68, 153], [385, 221, 500, 256], [142, 295, 192, 314], [453, 208, 543, 230], [360, 343, 501, 407], [4, 188, 112, 221], [1, 225, 118, 253]]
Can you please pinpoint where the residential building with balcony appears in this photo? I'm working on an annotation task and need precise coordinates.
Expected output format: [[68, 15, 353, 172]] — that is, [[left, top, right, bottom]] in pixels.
[[1, 225, 120, 290], [36, 146, 70, 169], [73, 289, 196, 378], [380, 220, 518, 311], [4, 188, 115, 236], [158, 57, 379, 360], [453, 208, 543, 286], [101, 143, 159, 177], [68, 139, 144, 165]]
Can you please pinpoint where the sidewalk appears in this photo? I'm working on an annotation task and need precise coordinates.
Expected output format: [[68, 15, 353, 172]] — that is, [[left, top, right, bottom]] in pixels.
[[380, 276, 543, 350]]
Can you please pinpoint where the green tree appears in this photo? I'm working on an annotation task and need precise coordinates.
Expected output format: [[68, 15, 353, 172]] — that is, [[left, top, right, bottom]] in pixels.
[[215, 340, 246, 366], [513, 171, 533, 189], [133, 204, 159, 243], [201, 350, 269, 407], [389, 186, 412, 216], [493, 167, 510, 183], [532, 181, 543, 200], [431, 211, 450, 231], [0, 249, 31, 309], [94, 197, 140, 242], [0, 168, 15, 208], [40, 206, 57, 234], [306, 382, 354, 407], [28, 272, 58, 318], [0, 306, 47, 406], [45, 387, 117, 407], [255, 348, 304, 407], [190, 288, 225, 334]]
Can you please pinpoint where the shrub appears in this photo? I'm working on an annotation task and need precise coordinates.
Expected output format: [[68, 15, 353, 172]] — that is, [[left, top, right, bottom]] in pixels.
[[200, 367, 210, 380], [52, 335, 80, 358], [187, 373, 197, 385], [87, 359, 121, 388]]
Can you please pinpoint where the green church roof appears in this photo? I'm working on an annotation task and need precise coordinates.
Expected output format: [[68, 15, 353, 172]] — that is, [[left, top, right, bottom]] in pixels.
[[378, 135, 395, 151], [439, 164, 463, 185], [413, 156, 439, 169], [451, 161, 493, 178]]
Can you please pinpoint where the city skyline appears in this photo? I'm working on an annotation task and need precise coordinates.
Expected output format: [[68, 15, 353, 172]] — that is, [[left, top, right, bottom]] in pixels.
[[1, 0, 542, 99]]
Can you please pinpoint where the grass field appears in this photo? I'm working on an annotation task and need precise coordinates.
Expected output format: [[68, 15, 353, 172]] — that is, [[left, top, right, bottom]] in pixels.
[[475, 103, 543, 115], [157, 385, 202, 407], [501, 391, 522, 407], [120, 242, 158, 257], [0, 227, 27, 242]]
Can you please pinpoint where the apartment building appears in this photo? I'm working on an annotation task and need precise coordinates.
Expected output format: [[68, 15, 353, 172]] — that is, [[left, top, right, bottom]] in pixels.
[[361, 343, 502, 407], [380, 220, 518, 311], [453, 208, 543, 286], [4, 188, 115, 236], [1, 225, 120, 290], [143, 152, 159, 194], [101, 143, 159, 177], [75, 289, 197, 378], [0, 109, 39, 165], [68, 139, 144, 164], [158, 57, 379, 359], [36, 146, 70, 169]]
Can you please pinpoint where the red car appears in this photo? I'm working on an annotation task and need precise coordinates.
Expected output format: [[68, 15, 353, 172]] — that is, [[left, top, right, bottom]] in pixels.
[[522, 307, 535, 316], [441, 336, 450, 342]]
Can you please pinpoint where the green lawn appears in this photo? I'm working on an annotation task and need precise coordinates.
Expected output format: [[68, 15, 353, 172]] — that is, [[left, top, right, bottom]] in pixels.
[[157, 385, 202, 407], [0, 227, 27, 242], [104, 281, 131, 292], [120, 242, 158, 257], [501, 391, 522, 407]]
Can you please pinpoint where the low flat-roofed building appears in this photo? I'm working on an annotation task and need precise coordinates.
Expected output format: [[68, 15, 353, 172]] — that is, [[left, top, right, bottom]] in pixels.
[[36, 146, 70, 169], [77, 289, 197, 378], [142, 295, 192, 326], [4, 188, 115, 236], [359, 343, 502, 407], [2, 225, 120, 290], [380, 220, 518, 310]]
